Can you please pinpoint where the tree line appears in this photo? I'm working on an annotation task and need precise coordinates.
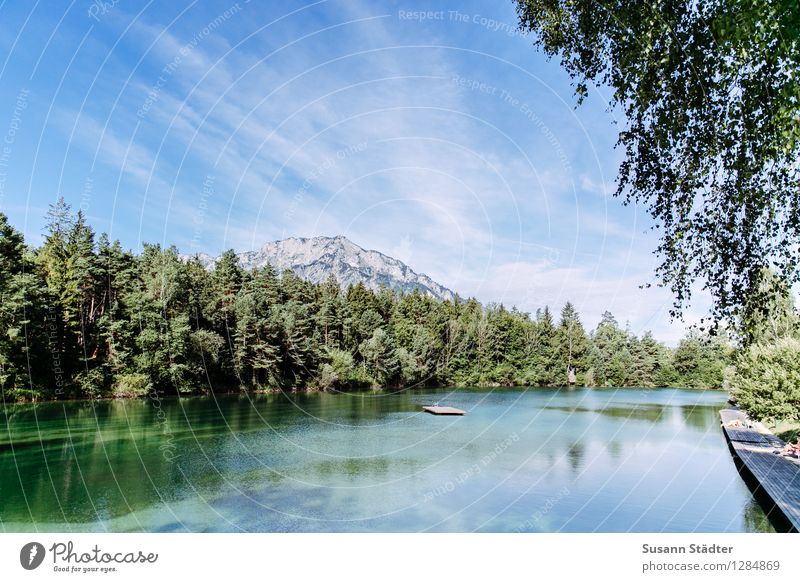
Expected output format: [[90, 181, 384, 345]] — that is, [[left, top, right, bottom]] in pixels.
[[0, 200, 731, 401]]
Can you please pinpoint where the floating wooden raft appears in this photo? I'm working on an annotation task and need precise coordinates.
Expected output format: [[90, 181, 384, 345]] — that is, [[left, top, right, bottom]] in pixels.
[[720, 409, 800, 532], [423, 406, 465, 415]]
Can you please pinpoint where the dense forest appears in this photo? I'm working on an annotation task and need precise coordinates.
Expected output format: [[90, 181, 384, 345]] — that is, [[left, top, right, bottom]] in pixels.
[[0, 200, 732, 401]]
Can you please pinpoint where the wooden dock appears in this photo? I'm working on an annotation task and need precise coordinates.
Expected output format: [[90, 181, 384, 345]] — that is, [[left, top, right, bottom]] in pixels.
[[423, 406, 465, 415], [720, 409, 800, 532]]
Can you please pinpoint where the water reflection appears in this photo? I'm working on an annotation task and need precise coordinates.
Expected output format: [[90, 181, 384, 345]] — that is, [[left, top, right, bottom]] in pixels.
[[743, 498, 778, 533], [680, 404, 718, 431], [566, 442, 585, 473], [545, 404, 671, 423], [606, 440, 623, 462], [0, 388, 778, 532]]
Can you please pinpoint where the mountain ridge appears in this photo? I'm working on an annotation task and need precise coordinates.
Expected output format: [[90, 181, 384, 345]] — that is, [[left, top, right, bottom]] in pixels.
[[184, 235, 456, 302]]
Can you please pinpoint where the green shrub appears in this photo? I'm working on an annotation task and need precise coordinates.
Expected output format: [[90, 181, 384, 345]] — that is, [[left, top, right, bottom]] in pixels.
[[725, 338, 800, 423], [74, 368, 106, 398], [315, 349, 372, 390], [315, 363, 338, 391], [111, 373, 152, 398]]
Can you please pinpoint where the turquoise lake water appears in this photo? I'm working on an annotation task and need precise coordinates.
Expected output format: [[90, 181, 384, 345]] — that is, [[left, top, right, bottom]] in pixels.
[[0, 387, 776, 532]]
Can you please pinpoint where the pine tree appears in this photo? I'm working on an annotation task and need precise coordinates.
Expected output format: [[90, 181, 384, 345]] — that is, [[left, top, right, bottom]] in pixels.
[[359, 327, 400, 386], [589, 311, 630, 387], [673, 330, 731, 388], [277, 272, 322, 386], [400, 324, 436, 385], [234, 266, 280, 387], [0, 213, 47, 398], [317, 274, 344, 349], [555, 302, 589, 384], [536, 306, 559, 385], [125, 245, 197, 393], [66, 211, 103, 396], [36, 197, 76, 391], [208, 249, 244, 352], [94, 234, 138, 393]]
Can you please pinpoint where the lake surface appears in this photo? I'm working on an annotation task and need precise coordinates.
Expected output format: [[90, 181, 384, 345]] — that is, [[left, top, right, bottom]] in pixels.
[[0, 387, 777, 532]]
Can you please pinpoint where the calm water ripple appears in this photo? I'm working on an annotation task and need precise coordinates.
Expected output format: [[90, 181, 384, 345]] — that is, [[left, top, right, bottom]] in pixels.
[[0, 388, 776, 532]]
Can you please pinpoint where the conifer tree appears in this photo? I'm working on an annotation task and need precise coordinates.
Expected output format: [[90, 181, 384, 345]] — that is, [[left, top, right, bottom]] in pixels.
[[555, 302, 589, 384]]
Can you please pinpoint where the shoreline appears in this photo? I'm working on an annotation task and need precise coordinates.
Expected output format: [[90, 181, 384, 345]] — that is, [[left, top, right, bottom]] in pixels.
[[1, 384, 724, 407]]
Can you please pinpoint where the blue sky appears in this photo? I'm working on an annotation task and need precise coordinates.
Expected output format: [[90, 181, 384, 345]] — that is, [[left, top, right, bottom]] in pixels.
[[0, 0, 710, 343]]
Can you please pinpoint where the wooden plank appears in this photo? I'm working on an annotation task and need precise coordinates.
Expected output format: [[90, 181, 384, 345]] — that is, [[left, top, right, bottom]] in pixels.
[[720, 409, 800, 531], [720, 409, 747, 424], [732, 444, 800, 526], [423, 406, 465, 415], [720, 408, 771, 443], [726, 428, 772, 445]]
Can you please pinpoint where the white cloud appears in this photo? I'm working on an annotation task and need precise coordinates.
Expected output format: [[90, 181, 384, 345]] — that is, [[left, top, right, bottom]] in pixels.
[[453, 259, 710, 345]]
